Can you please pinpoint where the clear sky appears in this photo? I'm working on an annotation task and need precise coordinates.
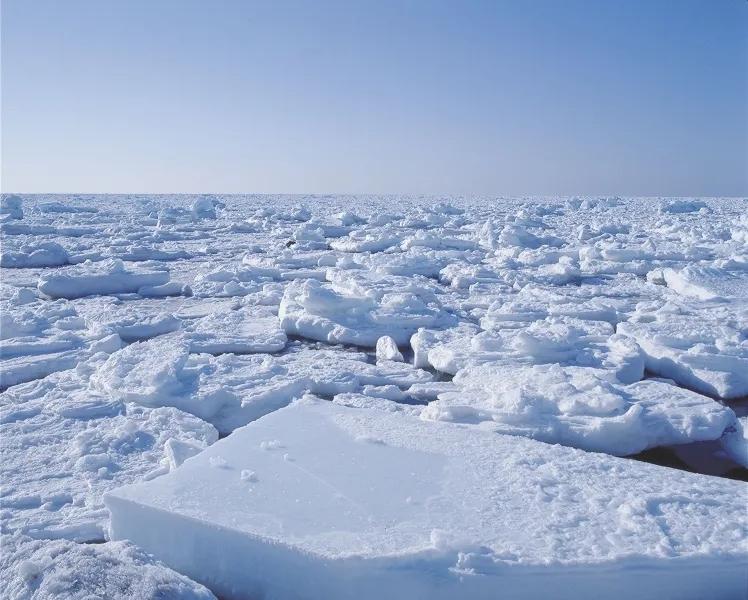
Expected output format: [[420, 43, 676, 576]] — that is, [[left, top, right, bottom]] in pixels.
[[2, 0, 746, 196]]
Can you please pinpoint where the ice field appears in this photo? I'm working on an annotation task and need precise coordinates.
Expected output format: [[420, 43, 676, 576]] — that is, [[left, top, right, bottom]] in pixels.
[[1, 194, 747, 599]]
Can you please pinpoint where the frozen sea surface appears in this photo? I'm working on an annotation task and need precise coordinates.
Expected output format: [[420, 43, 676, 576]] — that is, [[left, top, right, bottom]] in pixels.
[[1, 194, 747, 599]]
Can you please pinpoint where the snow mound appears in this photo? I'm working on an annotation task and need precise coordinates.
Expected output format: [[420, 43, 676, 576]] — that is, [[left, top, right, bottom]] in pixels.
[[662, 265, 748, 301], [89, 335, 432, 434], [412, 317, 644, 383]]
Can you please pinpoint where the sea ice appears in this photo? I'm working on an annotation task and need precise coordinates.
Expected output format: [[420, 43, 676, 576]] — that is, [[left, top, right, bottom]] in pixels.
[[618, 305, 748, 399], [279, 278, 455, 347], [1, 242, 70, 268], [2, 194, 747, 599], [185, 306, 287, 354], [38, 259, 171, 299], [0, 365, 217, 542], [1, 533, 215, 600], [106, 398, 748, 600]]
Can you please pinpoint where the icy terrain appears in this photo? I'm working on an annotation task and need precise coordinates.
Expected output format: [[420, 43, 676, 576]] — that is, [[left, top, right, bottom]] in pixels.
[[1, 194, 747, 599]]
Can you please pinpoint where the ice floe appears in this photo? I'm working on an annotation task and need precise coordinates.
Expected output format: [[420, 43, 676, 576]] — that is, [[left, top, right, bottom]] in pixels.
[[106, 398, 748, 600], [422, 363, 735, 455], [38, 260, 172, 299]]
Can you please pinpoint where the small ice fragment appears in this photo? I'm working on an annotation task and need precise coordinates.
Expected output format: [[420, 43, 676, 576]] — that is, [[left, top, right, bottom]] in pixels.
[[376, 336, 404, 362], [209, 456, 229, 469], [240, 470, 258, 482], [260, 440, 283, 451]]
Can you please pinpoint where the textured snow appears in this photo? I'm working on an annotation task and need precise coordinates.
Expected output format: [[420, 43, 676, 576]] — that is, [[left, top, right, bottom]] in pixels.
[[1, 533, 215, 600], [1, 364, 217, 542], [2, 194, 747, 599]]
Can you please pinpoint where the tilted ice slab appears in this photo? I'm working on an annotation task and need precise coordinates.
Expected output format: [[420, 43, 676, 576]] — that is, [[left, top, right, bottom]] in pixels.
[[411, 317, 644, 383], [0, 366, 217, 542], [279, 278, 455, 347], [618, 306, 748, 399], [90, 335, 432, 434], [1, 194, 24, 220], [720, 415, 748, 468], [1, 533, 215, 600], [662, 265, 748, 301], [106, 399, 748, 600], [421, 363, 735, 456], [38, 259, 171, 299]]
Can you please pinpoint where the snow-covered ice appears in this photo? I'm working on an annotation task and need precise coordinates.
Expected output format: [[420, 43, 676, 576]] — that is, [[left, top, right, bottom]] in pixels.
[[2, 194, 747, 599], [422, 364, 735, 455], [106, 398, 748, 600], [1, 533, 215, 600], [1, 365, 217, 542]]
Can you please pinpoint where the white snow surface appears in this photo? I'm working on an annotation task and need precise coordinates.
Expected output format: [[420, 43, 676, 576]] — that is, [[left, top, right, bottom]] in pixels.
[[2, 194, 747, 599]]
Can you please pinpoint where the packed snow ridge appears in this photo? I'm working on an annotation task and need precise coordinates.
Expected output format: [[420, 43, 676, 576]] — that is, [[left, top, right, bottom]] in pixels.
[[1, 194, 747, 600]]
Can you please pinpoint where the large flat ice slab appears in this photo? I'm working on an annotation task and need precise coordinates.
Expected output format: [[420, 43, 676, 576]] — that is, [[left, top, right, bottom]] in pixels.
[[106, 398, 748, 600]]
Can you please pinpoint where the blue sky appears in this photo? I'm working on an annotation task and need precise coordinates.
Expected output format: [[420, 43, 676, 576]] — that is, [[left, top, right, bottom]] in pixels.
[[2, 0, 746, 195]]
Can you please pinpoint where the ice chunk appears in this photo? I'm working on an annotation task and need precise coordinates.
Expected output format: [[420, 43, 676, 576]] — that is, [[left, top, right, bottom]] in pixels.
[[107, 399, 748, 600], [660, 199, 707, 213], [1, 194, 23, 220], [720, 416, 748, 467], [279, 279, 456, 347], [38, 260, 170, 299], [375, 335, 404, 362], [0, 242, 70, 268], [330, 228, 401, 253], [186, 307, 287, 354], [663, 265, 748, 301], [108, 312, 182, 342], [0, 351, 81, 389], [618, 308, 748, 399], [191, 195, 218, 219], [422, 364, 734, 456]]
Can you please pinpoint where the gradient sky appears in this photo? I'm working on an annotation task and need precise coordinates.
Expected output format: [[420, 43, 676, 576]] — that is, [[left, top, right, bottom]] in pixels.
[[2, 0, 747, 195]]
